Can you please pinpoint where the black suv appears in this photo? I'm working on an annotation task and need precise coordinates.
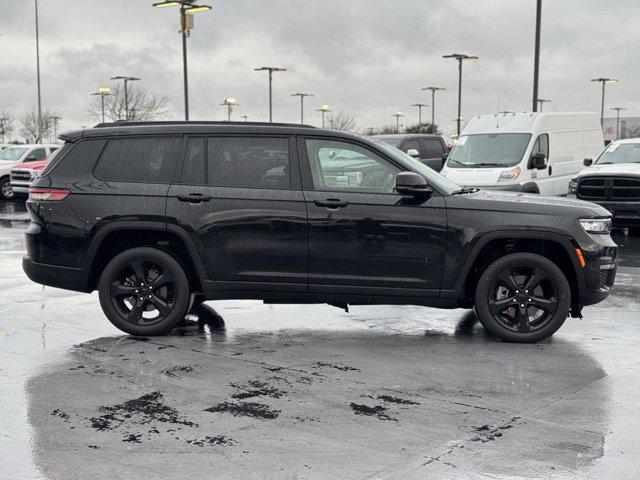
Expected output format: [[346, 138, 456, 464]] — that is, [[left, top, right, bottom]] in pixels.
[[371, 134, 449, 171], [23, 122, 617, 342]]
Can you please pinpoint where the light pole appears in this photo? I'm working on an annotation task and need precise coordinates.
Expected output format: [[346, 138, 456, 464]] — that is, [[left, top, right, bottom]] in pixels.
[[391, 111, 405, 133], [241, 115, 248, 122], [611, 107, 627, 140], [410, 103, 429, 125], [220, 98, 238, 121], [591, 77, 618, 127], [254, 67, 287, 122], [91, 87, 112, 123], [422, 86, 446, 125], [34, 0, 43, 142], [316, 105, 331, 129], [0, 116, 8, 143], [291, 93, 313, 124], [443, 53, 478, 136], [532, 0, 542, 111], [153, 1, 211, 121], [110, 76, 141, 121], [537, 98, 551, 112]]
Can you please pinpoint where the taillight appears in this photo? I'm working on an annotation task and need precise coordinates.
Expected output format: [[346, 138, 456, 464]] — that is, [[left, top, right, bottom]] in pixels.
[[28, 188, 70, 201]]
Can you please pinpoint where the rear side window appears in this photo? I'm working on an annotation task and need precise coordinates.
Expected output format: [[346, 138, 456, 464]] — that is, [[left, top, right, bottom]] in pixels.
[[420, 138, 445, 157], [181, 137, 205, 184], [42, 140, 106, 177], [207, 137, 290, 189], [94, 137, 180, 183]]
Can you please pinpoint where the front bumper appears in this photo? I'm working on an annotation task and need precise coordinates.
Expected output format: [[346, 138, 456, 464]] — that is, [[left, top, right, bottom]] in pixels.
[[10, 182, 30, 193], [578, 242, 617, 307]]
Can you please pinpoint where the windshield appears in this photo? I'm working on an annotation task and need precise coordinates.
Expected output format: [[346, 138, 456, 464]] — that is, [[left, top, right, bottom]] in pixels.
[[374, 140, 462, 194], [447, 133, 531, 168], [596, 142, 640, 165], [0, 147, 28, 161], [371, 136, 403, 147]]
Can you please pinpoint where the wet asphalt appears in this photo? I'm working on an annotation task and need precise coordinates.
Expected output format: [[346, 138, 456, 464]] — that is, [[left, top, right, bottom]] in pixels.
[[1, 201, 639, 480]]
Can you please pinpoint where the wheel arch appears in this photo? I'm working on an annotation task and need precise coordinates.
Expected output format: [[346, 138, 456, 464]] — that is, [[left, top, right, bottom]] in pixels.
[[84, 221, 207, 292]]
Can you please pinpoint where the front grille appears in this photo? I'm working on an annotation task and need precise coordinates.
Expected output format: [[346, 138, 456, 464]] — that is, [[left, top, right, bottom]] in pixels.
[[577, 177, 640, 201], [11, 171, 32, 182], [599, 268, 616, 289]]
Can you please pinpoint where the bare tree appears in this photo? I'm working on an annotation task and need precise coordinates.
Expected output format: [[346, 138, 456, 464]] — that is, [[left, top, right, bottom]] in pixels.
[[327, 111, 359, 132], [405, 123, 442, 135], [88, 84, 170, 123], [0, 110, 15, 142], [367, 125, 398, 135], [20, 108, 61, 143]]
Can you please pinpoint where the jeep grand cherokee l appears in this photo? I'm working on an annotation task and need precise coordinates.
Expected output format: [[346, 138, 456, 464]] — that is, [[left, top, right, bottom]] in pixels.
[[22, 122, 617, 343]]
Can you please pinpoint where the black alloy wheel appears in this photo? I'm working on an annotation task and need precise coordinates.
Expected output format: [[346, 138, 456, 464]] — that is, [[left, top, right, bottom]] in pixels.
[[99, 247, 191, 336], [474, 253, 571, 343]]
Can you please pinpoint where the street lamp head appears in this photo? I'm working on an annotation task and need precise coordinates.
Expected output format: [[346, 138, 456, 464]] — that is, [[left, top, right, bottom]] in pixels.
[[317, 104, 331, 112], [443, 53, 479, 61], [410, 103, 429, 107], [152, 1, 183, 7], [254, 66, 287, 72], [292, 93, 314, 98], [221, 97, 238, 105], [97, 87, 111, 93], [111, 76, 141, 81], [185, 5, 211, 13], [611, 107, 627, 111], [392, 111, 405, 117], [591, 77, 617, 84]]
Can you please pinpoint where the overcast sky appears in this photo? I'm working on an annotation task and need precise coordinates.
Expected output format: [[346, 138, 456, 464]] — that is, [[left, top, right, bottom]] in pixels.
[[1, 0, 638, 138]]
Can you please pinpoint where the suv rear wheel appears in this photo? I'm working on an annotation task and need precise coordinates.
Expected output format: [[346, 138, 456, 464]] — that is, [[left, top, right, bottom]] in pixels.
[[98, 247, 191, 336], [474, 253, 570, 343]]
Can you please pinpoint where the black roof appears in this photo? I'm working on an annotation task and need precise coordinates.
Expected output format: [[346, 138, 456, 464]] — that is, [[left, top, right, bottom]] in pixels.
[[59, 121, 370, 143], [371, 133, 443, 139]]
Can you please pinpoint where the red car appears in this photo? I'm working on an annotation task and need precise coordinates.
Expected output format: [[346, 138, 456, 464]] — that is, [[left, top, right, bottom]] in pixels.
[[10, 158, 52, 195]]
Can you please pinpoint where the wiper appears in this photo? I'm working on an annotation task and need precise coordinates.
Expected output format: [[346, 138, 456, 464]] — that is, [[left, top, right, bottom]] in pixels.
[[469, 162, 505, 167], [451, 187, 479, 195]]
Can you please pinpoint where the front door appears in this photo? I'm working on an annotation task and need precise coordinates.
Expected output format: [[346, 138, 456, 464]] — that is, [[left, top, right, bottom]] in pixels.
[[298, 136, 447, 298], [166, 135, 308, 294]]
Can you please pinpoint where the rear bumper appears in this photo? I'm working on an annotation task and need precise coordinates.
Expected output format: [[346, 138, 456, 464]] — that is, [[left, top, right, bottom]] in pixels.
[[22, 256, 91, 293]]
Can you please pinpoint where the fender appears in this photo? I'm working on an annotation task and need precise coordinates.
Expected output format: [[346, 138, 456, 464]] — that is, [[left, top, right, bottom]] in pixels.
[[441, 228, 583, 299], [83, 220, 208, 280]]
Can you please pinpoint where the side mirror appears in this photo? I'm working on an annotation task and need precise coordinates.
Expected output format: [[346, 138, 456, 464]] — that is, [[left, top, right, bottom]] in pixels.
[[395, 172, 433, 196], [528, 152, 547, 170], [583, 158, 593, 167], [406, 148, 420, 158], [26, 156, 37, 162]]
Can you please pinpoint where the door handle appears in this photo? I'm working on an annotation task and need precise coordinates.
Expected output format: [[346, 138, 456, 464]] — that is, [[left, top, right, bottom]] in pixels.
[[314, 198, 349, 209], [177, 193, 212, 203]]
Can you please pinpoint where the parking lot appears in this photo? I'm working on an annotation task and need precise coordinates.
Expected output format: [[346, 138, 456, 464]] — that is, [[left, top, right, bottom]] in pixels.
[[1, 200, 640, 480]]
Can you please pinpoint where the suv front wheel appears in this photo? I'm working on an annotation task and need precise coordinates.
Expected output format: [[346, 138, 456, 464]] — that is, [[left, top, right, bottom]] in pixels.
[[474, 253, 571, 343], [98, 247, 192, 336]]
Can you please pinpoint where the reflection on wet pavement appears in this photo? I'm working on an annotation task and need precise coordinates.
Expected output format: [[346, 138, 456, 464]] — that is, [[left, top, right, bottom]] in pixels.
[[1, 199, 640, 479]]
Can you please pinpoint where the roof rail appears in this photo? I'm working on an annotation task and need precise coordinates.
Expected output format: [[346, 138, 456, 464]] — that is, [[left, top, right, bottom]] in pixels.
[[93, 120, 317, 129]]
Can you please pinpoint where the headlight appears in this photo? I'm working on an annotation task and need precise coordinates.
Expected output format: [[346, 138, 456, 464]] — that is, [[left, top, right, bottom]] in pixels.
[[579, 218, 612, 234], [568, 178, 578, 194], [498, 166, 521, 182]]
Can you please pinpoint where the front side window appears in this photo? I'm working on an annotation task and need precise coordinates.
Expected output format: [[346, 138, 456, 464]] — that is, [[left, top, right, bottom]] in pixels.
[[447, 133, 532, 168], [305, 139, 400, 193], [421, 138, 445, 157], [207, 137, 290, 189], [94, 137, 180, 183], [402, 139, 421, 155], [531, 133, 549, 157]]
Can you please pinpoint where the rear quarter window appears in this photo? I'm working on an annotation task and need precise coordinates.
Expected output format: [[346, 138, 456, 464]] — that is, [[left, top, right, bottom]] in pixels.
[[41, 139, 106, 178], [93, 137, 181, 183]]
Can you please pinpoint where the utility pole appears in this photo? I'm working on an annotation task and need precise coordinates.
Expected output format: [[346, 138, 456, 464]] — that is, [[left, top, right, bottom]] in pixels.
[[316, 105, 331, 129], [221, 98, 238, 121], [254, 66, 287, 122], [537, 98, 551, 112], [91, 87, 112, 123], [422, 86, 446, 125], [291, 93, 313, 124], [110, 76, 141, 121], [591, 77, 617, 127], [391, 112, 405, 133], [611, 107, 627, 140], [34, 0, 43, 142], [443, 53, 478, 136], [410, 103, 429, 125], [532, 0, 542, 111], [50, 115, 61, 141]]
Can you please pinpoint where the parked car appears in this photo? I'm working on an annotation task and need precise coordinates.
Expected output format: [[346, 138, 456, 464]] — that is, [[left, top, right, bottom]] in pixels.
[[568, 138, 640, 235], [10, 148, 61, 195], [371, 134, 449, 171], [0, 144, 60, 200], [440, 112, 604, 195], [23, 121, 616, 343]]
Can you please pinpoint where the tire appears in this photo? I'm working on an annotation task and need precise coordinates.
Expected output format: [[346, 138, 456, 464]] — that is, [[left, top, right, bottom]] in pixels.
[[98, 247, 192, 336], [0, 176, 14, 200], [474, 252, 571, 343]]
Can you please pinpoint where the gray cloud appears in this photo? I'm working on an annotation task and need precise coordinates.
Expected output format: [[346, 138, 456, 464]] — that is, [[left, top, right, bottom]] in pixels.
[[1, 0, 637, 138]]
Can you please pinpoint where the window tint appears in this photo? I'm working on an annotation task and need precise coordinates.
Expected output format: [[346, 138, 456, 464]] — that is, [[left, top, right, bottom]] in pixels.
[[28, 148, 47, 161], [207, 137, 290, 189], [420, 138, 445, 158], [304, 138, 400, 193], [41, 140, 106, 177], [94, 137, 180, 183], [181, 137, 205, 184], [532, 133, 549, 157], [402, 139, 421, 155]]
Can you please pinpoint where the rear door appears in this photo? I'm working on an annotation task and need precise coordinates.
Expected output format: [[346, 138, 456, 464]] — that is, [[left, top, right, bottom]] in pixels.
[[298, 135, 447, 297], [166, 135, 308, 294]]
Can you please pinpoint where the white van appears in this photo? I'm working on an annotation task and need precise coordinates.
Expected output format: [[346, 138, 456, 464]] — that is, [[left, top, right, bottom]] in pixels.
[[440, 112, 604, 195]]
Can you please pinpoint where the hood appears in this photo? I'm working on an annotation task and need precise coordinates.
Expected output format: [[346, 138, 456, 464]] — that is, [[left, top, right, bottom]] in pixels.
[[12, 159, 49, 171], [441, 166, 507, 185], [451, 189, 609, 217], [577, 163, 640, 178]]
